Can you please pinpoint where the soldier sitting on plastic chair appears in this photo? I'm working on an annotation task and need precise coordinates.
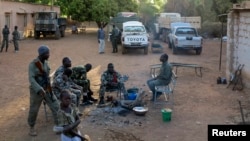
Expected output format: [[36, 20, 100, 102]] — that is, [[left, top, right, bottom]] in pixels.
[[147, 53, 172, 101], [98, 63, 125, 105]]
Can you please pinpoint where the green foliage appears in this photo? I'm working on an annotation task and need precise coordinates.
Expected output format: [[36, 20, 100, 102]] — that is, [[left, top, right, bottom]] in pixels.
[[201, 21, 227, 38], [68, 0, 86, 21], [117, 0, 139, 13], [91, 0, 118, 27]]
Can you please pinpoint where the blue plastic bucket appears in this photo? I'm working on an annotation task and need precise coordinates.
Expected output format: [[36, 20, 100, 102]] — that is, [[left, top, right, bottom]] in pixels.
[[127, 93, 137, 100]]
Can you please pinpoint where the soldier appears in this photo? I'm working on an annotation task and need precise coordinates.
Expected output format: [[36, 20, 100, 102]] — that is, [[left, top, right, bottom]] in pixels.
[[53, 57, 72, 81], [1, 25, 10, 52], [12, 26, 20, 52], [52, 68, 83, 106], [27, 45, 59, 136], [98, 63, 125, 105], [147, 53, 172, 101], [111, 25, 119, 53], [71, 64, 97, 105], [56, 89, 91, 141]]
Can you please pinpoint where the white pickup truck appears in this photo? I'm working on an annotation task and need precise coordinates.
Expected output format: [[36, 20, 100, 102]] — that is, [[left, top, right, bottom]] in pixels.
[[121, 21, 149, 54], [168, 22, 203, 55]]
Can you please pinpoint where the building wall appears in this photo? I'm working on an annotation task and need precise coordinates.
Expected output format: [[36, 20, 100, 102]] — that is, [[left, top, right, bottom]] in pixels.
[[0, 1, 60, 41], [227, 9, 250, 88]]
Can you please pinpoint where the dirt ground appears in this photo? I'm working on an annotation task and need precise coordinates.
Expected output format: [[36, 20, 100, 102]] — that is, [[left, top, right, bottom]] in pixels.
[[0, 28, 249, 141]]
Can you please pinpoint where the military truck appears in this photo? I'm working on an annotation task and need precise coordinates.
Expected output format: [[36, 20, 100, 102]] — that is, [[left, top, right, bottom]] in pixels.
[[34, 11, 67, 39], [109, 12, 141, 44]]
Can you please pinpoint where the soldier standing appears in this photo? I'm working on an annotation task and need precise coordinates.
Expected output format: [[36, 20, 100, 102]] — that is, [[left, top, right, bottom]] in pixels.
[[27, 45, 59, 136], [111, 25, 119, 53], [1, 25, 10, 52], [12, 26, 20, 52]]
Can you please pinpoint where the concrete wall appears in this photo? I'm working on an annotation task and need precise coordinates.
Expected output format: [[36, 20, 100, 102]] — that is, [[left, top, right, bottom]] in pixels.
[[227, 8, 250, 88], [0, 1, 60, 41]]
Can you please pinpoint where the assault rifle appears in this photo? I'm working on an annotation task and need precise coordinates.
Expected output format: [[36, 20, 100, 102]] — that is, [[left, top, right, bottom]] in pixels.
[[35, 61, 55, 102], [67, 130, 87, 141]]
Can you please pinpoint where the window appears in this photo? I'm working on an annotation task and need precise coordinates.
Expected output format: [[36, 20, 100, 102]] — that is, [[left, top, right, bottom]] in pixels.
[[124, 26, 145, 32], [5, 14, 10, 27], [24, 14, 27, 27]]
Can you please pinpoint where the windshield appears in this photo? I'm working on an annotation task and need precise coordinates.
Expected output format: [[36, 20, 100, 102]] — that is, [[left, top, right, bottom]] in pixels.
[[175, 28, 197, 36], [35, 12, 56, 20], [124, 26, 145, 32]]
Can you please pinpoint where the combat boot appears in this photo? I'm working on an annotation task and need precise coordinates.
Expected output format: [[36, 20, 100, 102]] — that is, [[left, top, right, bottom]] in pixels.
[[87, 92, 98, 102], [98, 96, 105, 105], [29, 127, 37, 136], [80, 96, 93, 106]]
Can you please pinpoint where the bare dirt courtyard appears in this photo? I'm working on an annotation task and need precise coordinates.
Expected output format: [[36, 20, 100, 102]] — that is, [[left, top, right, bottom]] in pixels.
[[0, 29, 249, 141]]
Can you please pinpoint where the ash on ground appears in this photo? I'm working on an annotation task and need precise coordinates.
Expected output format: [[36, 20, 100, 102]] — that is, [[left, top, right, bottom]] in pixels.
[[80, 105, 151, 128]]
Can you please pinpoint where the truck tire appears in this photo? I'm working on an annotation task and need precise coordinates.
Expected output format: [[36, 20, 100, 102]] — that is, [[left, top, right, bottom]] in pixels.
[[34, 31, 40, 39], [144, 47, 148, 55], [55, 28, 61, 40], [168, 41, 172, 48], [42, 33, 46, 38], [162, 29, 167, 42], [122, 46, 126, 54], [60, 27, 65, 37], [196, 48, 202, 55], [172, 44, 177, 54]]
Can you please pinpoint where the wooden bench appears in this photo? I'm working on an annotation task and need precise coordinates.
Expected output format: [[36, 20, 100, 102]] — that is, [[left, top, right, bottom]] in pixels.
[[150, 62, 203, 78]]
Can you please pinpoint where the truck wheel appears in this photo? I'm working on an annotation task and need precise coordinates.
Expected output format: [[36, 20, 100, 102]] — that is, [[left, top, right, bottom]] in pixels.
[[60, 27, 65, 37], [162, 29, 167, 42], [34, 32, 40, 39], [168, 41, 172, 48], [55, 28, 61, 40], [154, 33, 159, 40], [172, 45, 177, 54], [144, 47, 148, 55], [196, 48, 202, 55], [122, 46, 126, 54], [42, 33, 46, 38]]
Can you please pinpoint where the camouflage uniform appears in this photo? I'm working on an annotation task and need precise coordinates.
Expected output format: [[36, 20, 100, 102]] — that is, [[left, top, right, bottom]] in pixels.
[[28, 58, 59, 127], [52, 73, 82, 106], [111, 26, 119, 53], [99, 70, 124, 98], [71, 65, 89, 92], [1, 25, 10, 52], [53, 66, 65, 80], [57, 103, 81, 139], [12, 26, 20, 52]]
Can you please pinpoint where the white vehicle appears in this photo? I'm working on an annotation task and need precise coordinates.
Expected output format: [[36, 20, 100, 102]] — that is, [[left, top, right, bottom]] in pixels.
[[154, 12, 201, 42], [168, 22, 203, 55], [121, 21, 149, 54]]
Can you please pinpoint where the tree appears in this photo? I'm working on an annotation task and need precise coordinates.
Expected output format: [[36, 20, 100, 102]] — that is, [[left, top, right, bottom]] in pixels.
[[91, 0, 118, 28]]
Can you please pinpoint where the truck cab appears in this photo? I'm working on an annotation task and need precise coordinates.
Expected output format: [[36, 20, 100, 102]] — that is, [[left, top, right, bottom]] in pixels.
[[34, 11, 66, 39], [121, 21, 149, 54]]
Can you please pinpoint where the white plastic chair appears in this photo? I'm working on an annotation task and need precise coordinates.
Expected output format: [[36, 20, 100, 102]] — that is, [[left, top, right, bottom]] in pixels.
[[153, 71, 177, 107]]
